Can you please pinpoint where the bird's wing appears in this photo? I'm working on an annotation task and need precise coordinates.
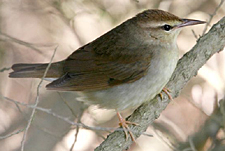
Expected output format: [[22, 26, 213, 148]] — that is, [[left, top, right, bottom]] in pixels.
[[46, 21, 152, 91]]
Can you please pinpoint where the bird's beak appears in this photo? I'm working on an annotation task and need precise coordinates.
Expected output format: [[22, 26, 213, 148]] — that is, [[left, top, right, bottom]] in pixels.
[[176, 19, 206, 28]]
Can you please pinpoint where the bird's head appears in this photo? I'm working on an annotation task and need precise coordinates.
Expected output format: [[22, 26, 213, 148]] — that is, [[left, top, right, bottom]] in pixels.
[[135, 9, 205, 45]]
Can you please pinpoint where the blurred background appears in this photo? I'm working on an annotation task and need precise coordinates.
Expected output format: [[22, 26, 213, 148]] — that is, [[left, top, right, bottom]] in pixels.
[[0, 0, 225, 151]]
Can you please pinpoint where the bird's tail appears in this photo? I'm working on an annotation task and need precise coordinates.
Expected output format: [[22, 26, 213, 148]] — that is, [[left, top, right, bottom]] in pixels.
[[9, 61, 64, 78]]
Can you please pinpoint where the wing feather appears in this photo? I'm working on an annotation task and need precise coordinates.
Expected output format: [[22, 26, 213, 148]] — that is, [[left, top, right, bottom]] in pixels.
[[46, 19, 152, 91]]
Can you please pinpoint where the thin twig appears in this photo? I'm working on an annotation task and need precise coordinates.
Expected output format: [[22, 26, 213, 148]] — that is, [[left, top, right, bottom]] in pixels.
[[202, 0, 225, 35], [1, 94, 155, 144], [57, 93, 79, 150], [0, 128, 25, 139], [0, 32, 56, 47], [70, 126, 80, 151], [57, 92, 77, 118], [0, 32, 55, 54], [11, 96, 24, 115], [70, 108, 83, 151], [20, 46, 58, 151], [191, 30, 198, 39], [57, 92, 82, 150], [1, 94, 156, 139], [1, 95, 120, 131], [0, 67, 11, 72]]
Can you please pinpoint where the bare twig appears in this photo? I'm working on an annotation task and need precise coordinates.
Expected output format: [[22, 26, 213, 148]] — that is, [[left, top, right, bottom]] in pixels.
[[20, 46, 58, 151], [70, 125, 80, 151], [0, 32, 55, 54], [70, 108, 84, 151], [1, 94, 154, 138], [0, 128, 25, 139], [57, 92, 77, 118], [1, 95, 119, 131], [202, 0, 225, 35], [0, 67, 11, 72], [191, 29, 198, 39], [57, 92, 83, 150], [10, 95, 24, 115]]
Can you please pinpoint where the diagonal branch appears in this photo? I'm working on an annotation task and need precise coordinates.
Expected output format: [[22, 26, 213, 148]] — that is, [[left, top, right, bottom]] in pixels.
[[95, 16, 225, 151]]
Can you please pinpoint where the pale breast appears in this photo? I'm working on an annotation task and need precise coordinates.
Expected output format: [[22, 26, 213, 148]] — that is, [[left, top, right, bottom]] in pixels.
[[78, 45, 179, 111]]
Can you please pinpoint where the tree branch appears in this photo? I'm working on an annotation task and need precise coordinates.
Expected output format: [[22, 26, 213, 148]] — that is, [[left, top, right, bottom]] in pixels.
[[95, 16, 225, 151]]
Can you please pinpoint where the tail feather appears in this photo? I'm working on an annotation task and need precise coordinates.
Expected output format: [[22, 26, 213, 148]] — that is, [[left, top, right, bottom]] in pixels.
[[9, 62, 64, 78]]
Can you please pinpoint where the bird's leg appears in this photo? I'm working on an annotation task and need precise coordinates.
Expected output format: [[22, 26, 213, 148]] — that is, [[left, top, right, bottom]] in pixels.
[[159, 87, 173, 101], [116, 112, 137, 142]]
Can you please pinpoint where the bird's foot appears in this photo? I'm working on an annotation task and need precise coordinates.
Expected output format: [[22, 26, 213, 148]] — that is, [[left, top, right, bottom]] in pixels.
[[116, 112, 138, 142], [159, 87, 173, 101]]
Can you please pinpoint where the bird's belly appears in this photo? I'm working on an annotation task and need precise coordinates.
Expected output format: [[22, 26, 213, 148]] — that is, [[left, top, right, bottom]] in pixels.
[[79, 53, 178, 111]]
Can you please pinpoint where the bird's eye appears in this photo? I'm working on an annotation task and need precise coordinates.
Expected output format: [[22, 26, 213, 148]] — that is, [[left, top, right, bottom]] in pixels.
[[162, 24, 172, 31]]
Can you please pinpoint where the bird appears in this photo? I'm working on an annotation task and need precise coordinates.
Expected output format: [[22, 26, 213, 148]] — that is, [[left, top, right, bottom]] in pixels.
[[9, 9, 205, 141]]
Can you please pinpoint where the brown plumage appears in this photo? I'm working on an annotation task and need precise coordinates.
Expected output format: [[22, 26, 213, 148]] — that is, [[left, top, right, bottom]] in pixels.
[[10, 10, 159, 91]]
